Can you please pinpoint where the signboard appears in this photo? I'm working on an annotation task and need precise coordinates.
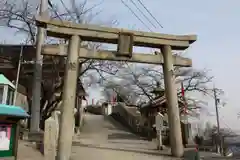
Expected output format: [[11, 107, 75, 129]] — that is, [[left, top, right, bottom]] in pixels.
[[0, 125, 11, 150], [0, 102, 29, 158], [0, 123, 16, 157], [155, 113, 164, 131]]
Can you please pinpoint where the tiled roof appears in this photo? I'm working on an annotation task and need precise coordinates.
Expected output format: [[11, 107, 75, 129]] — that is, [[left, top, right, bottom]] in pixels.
[[141, 95, 184, 109]]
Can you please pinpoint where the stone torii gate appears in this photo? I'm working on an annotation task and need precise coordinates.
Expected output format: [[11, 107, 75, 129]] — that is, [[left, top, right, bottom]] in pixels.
[[35, 15, 197, 159]]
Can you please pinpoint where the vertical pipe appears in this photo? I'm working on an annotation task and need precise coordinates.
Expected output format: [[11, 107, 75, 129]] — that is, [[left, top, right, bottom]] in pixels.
[[77, 65, 82, 133], [162, 45, 184, 157], [181, 82, 189, 145], [57, 35, 80, 160], [13, 45, 23, 105]]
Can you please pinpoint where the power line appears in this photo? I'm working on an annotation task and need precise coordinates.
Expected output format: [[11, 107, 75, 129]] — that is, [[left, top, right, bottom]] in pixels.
[[213, 88, 237, 136], [120, 0, 152, 31], [136, 0, 163, 28], [48, 0, 63, 21], [129, 0, 157, 29], [218, 112, 239, 136], [59, 0, 75, 20], [48, 0, 53, 8]]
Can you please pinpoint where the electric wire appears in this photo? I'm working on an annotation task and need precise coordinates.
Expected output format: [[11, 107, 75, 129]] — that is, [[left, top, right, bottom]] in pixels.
[[120, 0, 152, 31], [129, 0, 157, 29], [136, 0, 163, 28]]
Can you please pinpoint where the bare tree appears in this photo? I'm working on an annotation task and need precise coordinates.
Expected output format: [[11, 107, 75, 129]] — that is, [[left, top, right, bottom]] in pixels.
[[102, 62, 215, 114], [0, 0, 122, 129]]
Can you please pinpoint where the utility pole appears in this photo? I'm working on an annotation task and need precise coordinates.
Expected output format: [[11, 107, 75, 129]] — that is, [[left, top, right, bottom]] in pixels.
[[76, 64, 83, 134], [181, 82, 190, 146], [213, 87, 222, 154], [30, 0, 48, 132]]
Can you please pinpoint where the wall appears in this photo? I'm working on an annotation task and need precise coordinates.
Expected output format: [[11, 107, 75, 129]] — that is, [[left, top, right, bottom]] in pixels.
[[86, 105, 103, 115], [15, 84, 29, 129], [15, 91, 29, 111], [111, 103, 151, 138]]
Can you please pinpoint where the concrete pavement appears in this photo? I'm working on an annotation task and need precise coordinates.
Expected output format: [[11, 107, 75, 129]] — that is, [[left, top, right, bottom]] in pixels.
[[17, 113, 228, 160], [71, 113, 177, 160], [18, 141, 44, 160]]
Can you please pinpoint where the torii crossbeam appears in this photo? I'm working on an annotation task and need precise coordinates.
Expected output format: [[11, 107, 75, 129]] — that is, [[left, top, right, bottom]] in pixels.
[[42, 45, 192, 66]]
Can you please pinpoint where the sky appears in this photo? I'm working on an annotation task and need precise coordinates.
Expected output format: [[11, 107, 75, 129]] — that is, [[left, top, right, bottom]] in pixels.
[[82, 0, 240, 131], [0, 0, 240, 130]]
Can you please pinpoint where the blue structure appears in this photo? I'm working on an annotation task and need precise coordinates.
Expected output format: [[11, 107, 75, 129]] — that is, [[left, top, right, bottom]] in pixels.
[[0, 104, 29, 118], [0, 74, 29, 158], [0, 102, 29, 158]]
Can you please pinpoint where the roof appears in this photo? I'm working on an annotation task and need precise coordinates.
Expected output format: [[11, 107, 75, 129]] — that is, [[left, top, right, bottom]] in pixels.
[[141, 95, 184, 109], [0, 104, 29, 118], [0, 44, 61, 60], [125, 105, 141, 117], [0, 74, 15, 89], [0, 44, 36, 60]]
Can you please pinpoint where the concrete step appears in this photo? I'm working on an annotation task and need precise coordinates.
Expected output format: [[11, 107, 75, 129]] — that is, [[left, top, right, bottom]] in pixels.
[[22, 131, 43, 142]]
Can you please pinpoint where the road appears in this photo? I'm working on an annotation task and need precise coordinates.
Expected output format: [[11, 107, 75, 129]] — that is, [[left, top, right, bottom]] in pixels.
[[17, 113, 229, 160], [71, 113, 177, 160]]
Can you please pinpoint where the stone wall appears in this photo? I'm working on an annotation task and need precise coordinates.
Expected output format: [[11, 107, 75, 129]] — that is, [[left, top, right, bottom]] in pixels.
[[14, 84, 29, 111], [111, 103, 151, 138], [15, 91, 29, 111], [86, 105, 103, 115]]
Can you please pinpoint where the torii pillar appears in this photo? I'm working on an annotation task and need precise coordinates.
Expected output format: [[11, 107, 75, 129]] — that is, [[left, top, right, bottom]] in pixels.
[[162, 45, 184, 157]]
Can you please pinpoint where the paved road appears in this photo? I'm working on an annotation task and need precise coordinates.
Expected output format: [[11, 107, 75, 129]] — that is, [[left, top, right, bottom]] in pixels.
[[17, 113, 173, 160], [17, 113, 229, 160], [18, 141, 44, 160], [71, 113, 178, 160]]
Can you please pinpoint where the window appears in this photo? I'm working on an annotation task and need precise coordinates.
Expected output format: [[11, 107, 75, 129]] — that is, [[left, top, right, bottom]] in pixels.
[[0, 87, 3, 103], [163, 120, 168, 126], [6, 88, 14, 105]]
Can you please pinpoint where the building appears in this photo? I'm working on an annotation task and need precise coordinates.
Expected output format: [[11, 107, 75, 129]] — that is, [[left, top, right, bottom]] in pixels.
[[0, 44, 88, 131], [139, 93, 192, 146]]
